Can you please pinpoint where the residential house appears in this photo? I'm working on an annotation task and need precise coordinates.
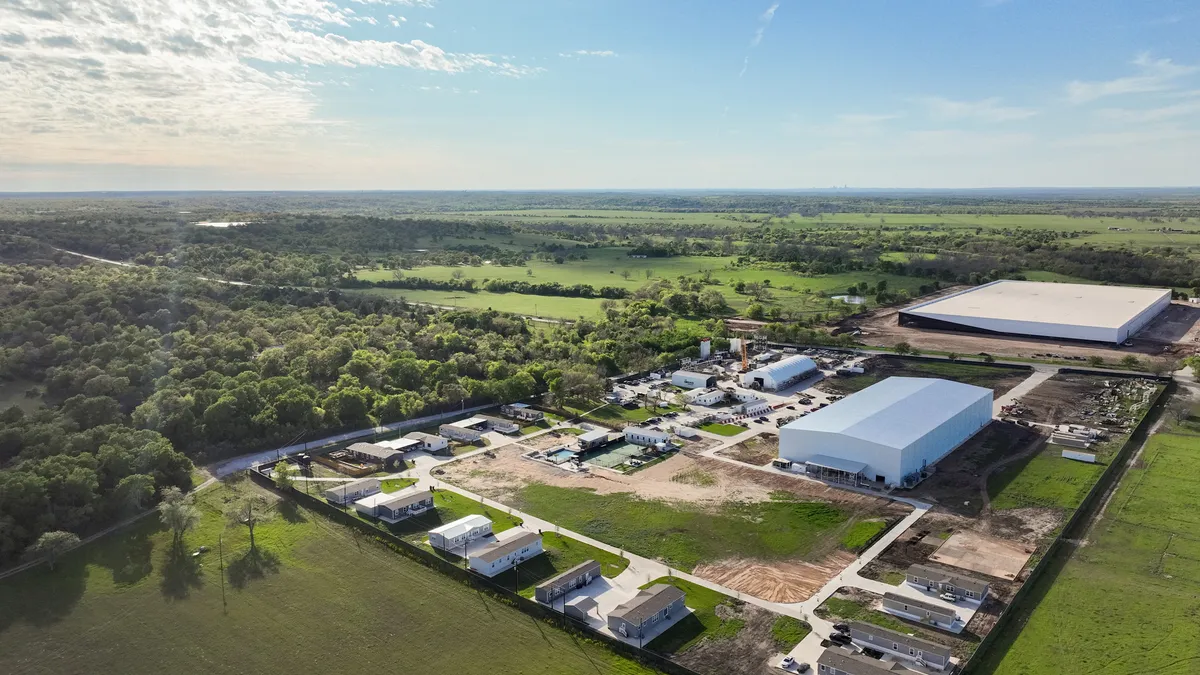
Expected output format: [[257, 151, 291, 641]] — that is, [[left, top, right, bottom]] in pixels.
[[468, 529, 543, 577], [344, 442, 406, 470], [535, 560, 602, 604], [323, 477, 382, 505], [816, 648, 906, 675], [848, 621, 952, 671], [403, 431, 450, 454], [882, 592, 958, 630], [624, 426, 670, 447], [607, 584, 687, 639], [907, 564, 990, 601], [428, 514, 493, 551], [478, 415, 520, 434], [353, 488, 434, 524], [501, 403, 544, 422], [439, 420, 485, 443], [577, 429, 612, 451]]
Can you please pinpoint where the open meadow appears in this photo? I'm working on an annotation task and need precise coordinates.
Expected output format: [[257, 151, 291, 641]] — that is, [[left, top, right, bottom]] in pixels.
[[980, 411, 1200, 675], [0, 479, 659, 675]]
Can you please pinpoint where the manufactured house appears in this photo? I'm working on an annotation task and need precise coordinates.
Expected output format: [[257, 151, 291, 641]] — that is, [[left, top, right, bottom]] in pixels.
[[607, 584, 687, 639], [501, 403, 544, 422], [816, 648, 905, 675], [907, 564, 990, 601], [353, 488, 434, 524], [882, 592, 958, 630], [377, 437, 424, 454], [535, 559, 602, 604], [404, 431, 450, 454], [849, 621, 952, 671], [684, 387, 726, 406], [439, 419, 486, 443], [344, 442, 406, 470], [428, 514, 493, 551], [577, 429, 612, 451], [624, 426, 670, 447], [479, 414, 520, 434], [323, 477, 382, 505], [468, 529, 543, 577], [671, 370, 716, 389]]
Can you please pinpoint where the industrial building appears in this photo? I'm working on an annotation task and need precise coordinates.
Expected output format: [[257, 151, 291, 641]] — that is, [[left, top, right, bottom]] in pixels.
[[898, 280, 1172, 344], [778, 377, 992, 487], [684, 387, 726, 406], [672, 370, 716, 389], [740, 354, 818, 391]]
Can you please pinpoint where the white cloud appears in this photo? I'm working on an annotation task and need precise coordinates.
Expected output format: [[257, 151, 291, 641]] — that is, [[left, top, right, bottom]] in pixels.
[[424, 22, 434, 29], [750, 2, 780, 48], [920, 96, 1037, 122], [560, 50, 617, 58], [1095, 100, 1200, 124], [1066, 53, 1198, 104], [0, 0, 535, 167], [351, 0, 434, 6]]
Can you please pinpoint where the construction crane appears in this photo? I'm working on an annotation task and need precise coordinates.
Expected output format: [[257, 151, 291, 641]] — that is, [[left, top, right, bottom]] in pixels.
[[741, 338, 749, 372]]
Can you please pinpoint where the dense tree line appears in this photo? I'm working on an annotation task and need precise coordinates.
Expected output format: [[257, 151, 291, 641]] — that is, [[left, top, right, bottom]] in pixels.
[[341, 275, 632, 299]]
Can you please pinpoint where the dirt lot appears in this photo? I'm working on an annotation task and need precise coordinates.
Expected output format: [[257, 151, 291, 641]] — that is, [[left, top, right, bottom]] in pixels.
[[674, 603, 788, 675], [1005, 371, 1160, 429], [904, 421, 1043, 518], [715, 434, 779, 466], [1135, 301, 1200, 347], [439, 441, 908, 602], [849, 296, 1188, 363], [930, 531, 1034, 580], [817, 355, 1032, 398]]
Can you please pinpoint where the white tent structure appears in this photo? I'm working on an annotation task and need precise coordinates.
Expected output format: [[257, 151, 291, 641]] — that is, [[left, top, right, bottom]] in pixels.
[[740, 355, 818, 391], [779, 377, 992, 487]]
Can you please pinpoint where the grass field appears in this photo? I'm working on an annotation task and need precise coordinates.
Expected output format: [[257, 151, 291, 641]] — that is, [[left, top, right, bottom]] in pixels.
[[381, 477, 417, 492], [771, 616, 811, 649], [699, 423, 745, 436], [501, 532, 630, 599], [359, 490, 523, 550], [839, 519, 889, 551], [349, 286, 611, 319], [642, 577, 748, 654], [567, 402, 686, 425], [985, 414, 1200, 675], [0, 479, 657, 675], [823, 358, 1028, 396], [987, 449, 1106, 511], [508, 485, 861, 570]]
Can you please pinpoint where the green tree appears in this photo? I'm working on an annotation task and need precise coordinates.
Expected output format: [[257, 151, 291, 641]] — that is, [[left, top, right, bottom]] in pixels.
[[227, 495, 273, 551], [746, 303, 766, 320], [1087, 355, 1104, 367], [158, 487, 200, 547], [1119, 355, 1142, 370], [25, 530, 80, 571], [273, 461, 296, 490], [114, 473, 155, 514], [893, 341, 913, 355]]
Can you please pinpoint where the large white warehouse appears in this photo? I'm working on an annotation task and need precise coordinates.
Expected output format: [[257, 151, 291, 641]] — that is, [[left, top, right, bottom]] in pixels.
[[741, 355, 818, 391], [899, 280, 1171, 344], [779, 377, 992, 487]]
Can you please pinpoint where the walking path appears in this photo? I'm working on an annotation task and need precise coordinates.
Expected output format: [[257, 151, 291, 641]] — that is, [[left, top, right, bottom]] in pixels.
[[993, 367, 1056, 417]]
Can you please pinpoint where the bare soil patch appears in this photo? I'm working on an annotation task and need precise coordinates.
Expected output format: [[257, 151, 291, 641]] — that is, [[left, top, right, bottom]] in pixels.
[[673, 603, 782, 675], [904, 421, 1042, 517], [1132, 301, 1200, 347], [715, 435, 778, 466], [693, 552, 857, 603], [930, 531, 1034, 581], [522, 431, 579, 451]]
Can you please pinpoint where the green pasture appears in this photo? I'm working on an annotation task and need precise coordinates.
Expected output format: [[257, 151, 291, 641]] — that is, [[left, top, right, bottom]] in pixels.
[[985, 418, 1200, 675], [0, 480, 655, 675]]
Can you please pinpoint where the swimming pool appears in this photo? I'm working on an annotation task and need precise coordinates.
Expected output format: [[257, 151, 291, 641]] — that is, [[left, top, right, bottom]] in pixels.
[[548, 448, 578, 464]]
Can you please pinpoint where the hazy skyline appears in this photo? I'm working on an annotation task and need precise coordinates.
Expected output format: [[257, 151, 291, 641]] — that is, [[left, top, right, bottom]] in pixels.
[[2, 0, 1199, 191]]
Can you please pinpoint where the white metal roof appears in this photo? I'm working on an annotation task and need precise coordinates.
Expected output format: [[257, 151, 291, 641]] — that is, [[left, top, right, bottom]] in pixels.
[[377, 437, 423, 451], [743, 355, 817, 381], [428, 514, 491, 539], [782, 377, 991, 449], [673, 370, 711, 379], [450, 417, 488, 429], [902, 280, 1171, 329], [805, 454, 868, 475], [578, 429, 610, 443]]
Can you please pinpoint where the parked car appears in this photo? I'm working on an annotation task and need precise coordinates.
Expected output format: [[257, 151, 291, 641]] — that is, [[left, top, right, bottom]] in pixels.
[[779, 656, 795, 670], [796, 664, 809, 673], [829, 632, 851, 646], [940, 592, 960, 603], [832, 622, 850, 633], [786, 405, 796, 410]]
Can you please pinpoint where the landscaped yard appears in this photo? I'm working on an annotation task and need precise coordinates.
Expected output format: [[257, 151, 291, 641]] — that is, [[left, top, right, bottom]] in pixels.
[[699, 423, 745, 437], [0, 479, 657, 675], [982, 414, 1200, 675], [508, 485, 862, 570], [381, 477, 417, 493]]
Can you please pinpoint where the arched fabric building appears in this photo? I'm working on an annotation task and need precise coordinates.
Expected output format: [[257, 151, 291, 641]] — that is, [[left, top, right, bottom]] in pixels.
[[779, 377, 992, 487], [740, 355, 818, 391]]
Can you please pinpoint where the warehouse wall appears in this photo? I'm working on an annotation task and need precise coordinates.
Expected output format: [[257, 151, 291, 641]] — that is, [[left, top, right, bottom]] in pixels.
[[898, 389, 993, 480], [777, 429, 902, 484], [1119, 290, 1173, 342]]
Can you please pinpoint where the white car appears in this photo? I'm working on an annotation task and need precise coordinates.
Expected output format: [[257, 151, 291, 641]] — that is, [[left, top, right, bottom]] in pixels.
[[779, 656, 795, 670]]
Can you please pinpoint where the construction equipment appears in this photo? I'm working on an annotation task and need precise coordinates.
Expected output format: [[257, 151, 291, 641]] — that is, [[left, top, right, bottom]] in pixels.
[[741, 338, 749, 372]]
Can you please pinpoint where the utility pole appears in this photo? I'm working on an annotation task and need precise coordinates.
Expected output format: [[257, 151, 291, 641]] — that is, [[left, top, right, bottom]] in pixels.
[[218, 533, 227, 613]]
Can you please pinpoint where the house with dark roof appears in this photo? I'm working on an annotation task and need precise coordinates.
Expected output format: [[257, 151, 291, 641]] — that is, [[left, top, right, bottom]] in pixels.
[[907, 563, 990, 601], [816, 648, 907, 675], [323, 477, 381, 505], [607, 584, 686, 639], [344, 442, 406, 470], [849, 621, 952, 671], [468, 529, 543, 577], [535, 560, 602, 604], [882, 592, 958, 630]]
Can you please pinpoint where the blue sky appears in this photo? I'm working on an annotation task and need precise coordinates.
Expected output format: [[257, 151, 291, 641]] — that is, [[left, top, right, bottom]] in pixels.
[[2, 0, 1199, 190]]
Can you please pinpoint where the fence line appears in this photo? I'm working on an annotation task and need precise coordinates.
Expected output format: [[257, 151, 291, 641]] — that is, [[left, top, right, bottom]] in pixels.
[[247, 468, 701, 675], [960, 379, 1173, 674]]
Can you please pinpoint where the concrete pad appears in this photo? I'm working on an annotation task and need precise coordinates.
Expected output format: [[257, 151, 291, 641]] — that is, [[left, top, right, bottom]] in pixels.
[[929, 531, 1032, 580]]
